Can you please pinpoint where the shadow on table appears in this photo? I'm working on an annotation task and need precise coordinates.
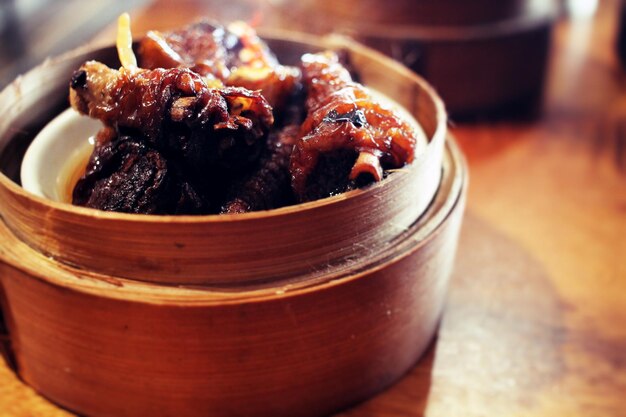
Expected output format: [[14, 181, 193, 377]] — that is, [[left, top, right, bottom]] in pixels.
[[335, 338, 437, 417]]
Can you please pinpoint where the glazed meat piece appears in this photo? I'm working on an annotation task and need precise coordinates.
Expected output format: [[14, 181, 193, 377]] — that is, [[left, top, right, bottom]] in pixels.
[[140, 20, 243, 81], [139, 20, 276, 79], [221, 125, 299, 214], [227, 64, 301, 113], [70, 61, 273, 175], [290, 52, 419, 201], [73, 134, 209, 214], [138, 20, 301, 110]]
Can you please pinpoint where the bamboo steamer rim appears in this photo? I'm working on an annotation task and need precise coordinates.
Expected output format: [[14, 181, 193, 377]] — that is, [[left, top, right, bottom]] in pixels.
[[0, 31, 446, 224], [0, 136, 465, 306], [0, 31, 448, 285]]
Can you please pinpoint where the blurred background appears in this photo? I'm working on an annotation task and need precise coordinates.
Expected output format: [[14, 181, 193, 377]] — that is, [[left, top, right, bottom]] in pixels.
[[0, 0, 148, 87], [0, 0, 614, 119]]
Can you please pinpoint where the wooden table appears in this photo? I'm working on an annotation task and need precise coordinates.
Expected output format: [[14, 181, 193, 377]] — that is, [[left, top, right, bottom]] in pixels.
[[1, 1, 625, 416]]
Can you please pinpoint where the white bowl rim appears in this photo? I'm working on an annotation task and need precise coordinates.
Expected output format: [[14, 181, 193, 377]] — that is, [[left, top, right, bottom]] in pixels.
[[20, 108, 99, 202]]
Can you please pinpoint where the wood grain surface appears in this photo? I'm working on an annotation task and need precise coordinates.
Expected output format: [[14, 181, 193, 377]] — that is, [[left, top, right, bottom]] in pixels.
[[1, 0, 626, 416]]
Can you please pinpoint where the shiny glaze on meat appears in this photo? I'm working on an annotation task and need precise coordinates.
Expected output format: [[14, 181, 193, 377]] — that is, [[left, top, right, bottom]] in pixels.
[[290, 52, 418, 201]]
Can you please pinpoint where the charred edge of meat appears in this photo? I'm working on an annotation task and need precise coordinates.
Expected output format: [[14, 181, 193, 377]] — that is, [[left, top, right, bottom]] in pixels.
[[221, 126, 298, 213], [73, 135, 210, 214], [69, 63, 274, 177], [70, 70, 87, 89], [301, 149, 357, 202], [322, 109, 367, 128]]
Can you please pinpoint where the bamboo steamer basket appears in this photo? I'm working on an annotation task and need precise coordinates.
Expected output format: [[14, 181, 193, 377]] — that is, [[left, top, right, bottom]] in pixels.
[[349, 7, 557, 118], [0, 33, 446, 285], [0, 32, 467, 417]]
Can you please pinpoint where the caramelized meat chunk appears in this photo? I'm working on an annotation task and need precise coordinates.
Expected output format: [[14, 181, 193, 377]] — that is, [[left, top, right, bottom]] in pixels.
[[290, 52, 419, 201], [139, 20, 245, 80], [221, 125, 299, 213], [139, 20, 276, 79], [73, 135, 208, 214], [138, 20, 301, 110], [69, 61, 273, 175], [227, 64, 301, 113]]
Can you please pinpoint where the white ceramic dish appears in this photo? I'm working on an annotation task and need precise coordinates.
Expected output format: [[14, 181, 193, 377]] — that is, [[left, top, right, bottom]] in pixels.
[[20, 108, 98, 202]]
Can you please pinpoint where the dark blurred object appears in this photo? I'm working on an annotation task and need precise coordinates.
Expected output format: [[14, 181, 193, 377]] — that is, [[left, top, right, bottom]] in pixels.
[[272, 0, 559, 120], [315, 0, 528, 26], [0, 0, 148, 88], [0, 0, 25, 62], [618, 0, 626, 66], [355, 16, 555, 120]]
